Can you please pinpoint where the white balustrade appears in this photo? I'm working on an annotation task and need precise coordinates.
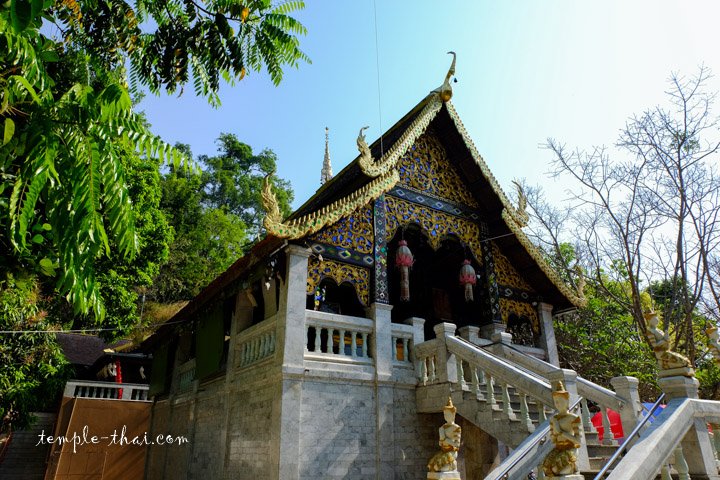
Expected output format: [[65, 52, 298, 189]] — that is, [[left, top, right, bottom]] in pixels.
[[391, 323, 414, 367], [63, 380, 150, 401], [305, 310, 373, 364], [236, 316, 277, 368]]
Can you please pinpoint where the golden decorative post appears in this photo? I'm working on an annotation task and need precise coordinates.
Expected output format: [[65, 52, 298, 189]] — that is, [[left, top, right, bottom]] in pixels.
[[427, 397, 462, 480], [542, 381, 584, 479]]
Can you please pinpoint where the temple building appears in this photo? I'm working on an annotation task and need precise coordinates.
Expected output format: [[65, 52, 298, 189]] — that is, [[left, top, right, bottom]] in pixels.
[[140, 56, 592, 479]]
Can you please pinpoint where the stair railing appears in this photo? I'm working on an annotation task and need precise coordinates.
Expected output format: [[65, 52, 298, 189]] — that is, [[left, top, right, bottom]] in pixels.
[[593, 393, 665, 480], [446, 336, 554, 414], [605, 397, 720, 479], [496, 343, 642, 442]]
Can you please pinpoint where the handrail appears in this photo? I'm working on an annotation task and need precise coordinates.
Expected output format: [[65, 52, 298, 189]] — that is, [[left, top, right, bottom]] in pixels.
[[446, 336, 553, 406], [453, 336, 550, 384], [593, 393, 665, 480], [500, 343, 627, 411], [491, 397, 583, 480]]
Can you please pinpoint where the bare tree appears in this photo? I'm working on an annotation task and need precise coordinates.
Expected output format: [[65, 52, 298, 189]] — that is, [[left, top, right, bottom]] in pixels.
[[528, 67, 720, 364]]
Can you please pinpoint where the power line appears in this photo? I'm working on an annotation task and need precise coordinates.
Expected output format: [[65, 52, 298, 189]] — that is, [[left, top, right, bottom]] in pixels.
[[0, 318, 187, 335]]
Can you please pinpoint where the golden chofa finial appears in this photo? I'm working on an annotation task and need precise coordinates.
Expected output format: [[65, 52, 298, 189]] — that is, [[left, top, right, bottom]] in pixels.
[[433, 51, 456, 102]]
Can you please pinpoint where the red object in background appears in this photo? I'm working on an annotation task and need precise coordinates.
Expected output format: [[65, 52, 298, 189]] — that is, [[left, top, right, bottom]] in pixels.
[[115, 360, 122, 398], [591, 408, 624, 441]]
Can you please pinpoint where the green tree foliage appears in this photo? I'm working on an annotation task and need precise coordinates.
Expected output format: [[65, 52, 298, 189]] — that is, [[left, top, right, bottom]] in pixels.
[[149, 135, 293, 303], [1, 6, 188, 319], [1, 0, 307, 319], [54, 0, 309, 104], [79, 150, 173, 341], [199, 132, 293, 238], [0, 277, 70, 432]]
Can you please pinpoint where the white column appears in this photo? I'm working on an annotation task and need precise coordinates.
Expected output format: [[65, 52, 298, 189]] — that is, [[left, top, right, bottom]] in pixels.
[[538, 302, 560, 367]]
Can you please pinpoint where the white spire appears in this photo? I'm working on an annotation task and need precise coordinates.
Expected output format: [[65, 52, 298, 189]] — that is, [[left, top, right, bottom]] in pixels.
[[320, 127, 333, 184]]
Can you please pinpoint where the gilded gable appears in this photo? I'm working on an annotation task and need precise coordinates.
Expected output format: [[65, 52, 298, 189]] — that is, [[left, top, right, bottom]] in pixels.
[[396, 127, 479, 208]]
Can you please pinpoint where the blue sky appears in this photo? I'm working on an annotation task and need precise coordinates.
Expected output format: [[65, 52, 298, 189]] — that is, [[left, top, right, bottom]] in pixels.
[[140, 1, 720, 210]]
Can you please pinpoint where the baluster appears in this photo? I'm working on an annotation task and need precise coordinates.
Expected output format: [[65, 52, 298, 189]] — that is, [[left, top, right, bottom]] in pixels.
[[477, 368, 486, 385], [422, 357, 429, 385], [456, 358, 466, 389], [361, 333, 368, 358], [261, 334, 267, 358], [337, 329, 345, 355], [581, 399, 595, 432], [402, 338, 409, 362], [244, 342, 250, 365], [712, 424, 720, 468], [429, 356, 437, 382], [253, 337, 260, 361], [392, 337, 398, 361], [520, 393, 531, 430], [538, 402, 547, 424], [601, 407, 616, 444], [263, 333, 271, 357], [310, 326, 318, 352], [470, 366, 479, 398], [247, 339, 254, 362], [270, 331, 276, 354], [486, 373, 496, 406], [305, 325, 311, 352], [660, 464, 672, 480], [350, 331, 357, 357], [501, 382, 512, 417], [674, 445, 690, 480]]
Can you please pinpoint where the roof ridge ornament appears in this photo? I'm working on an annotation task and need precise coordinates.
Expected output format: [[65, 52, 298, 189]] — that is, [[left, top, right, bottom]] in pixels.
[[432, 51, 456, 102], [507, 181, 530, 227]]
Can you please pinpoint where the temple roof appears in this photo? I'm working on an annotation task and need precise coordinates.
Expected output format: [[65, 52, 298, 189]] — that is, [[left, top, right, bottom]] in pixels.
[[143, 73, 585, 350], [265, 92, 584, 311]]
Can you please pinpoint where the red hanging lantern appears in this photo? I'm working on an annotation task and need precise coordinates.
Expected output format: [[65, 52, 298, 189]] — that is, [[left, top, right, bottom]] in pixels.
[[395, 240, 414, 302], [459, 259, 476, 302]]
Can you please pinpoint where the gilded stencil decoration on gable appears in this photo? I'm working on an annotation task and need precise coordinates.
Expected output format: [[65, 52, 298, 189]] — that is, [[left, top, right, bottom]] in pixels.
[[385, 196, 482, 263], [307, 258, 370, 306], [492, 242, 533, 291], [500, 298, 539, 333], [396, 128, 479, 208], [307, 204, 374, 254]]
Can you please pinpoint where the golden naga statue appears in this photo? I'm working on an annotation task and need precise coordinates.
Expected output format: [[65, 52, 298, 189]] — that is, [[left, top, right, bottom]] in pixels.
[[645, 312, 694, 378], [432, 52, 456, 102], [542, 381, 583, 477]]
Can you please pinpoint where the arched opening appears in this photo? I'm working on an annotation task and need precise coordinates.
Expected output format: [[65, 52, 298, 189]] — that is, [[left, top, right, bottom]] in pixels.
[[387, 224, 486, 339], [506, 314, 537, 347], [305, 277, 366, 318]]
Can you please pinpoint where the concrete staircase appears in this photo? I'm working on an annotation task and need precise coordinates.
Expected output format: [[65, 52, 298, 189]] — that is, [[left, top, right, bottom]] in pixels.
[[415, 323, 639, 479], [415, 323, 720, 479], [0, 412, 56, 480]]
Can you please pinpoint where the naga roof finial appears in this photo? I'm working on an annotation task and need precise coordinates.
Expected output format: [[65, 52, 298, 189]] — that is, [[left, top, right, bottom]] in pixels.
[[320, 127, 333, 184], [433, 51, 456, 102]]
